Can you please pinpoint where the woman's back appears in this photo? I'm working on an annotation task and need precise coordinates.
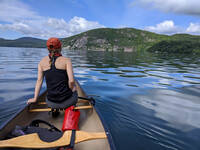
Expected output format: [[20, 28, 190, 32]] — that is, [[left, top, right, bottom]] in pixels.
[[40, 56, 67, 71], [40, 56, 73, 103], [27, 37, 77, 109]]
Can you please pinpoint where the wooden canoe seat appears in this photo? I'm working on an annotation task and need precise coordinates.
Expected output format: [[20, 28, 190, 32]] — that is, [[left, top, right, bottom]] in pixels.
[[37, 99, 90, 105], [29, 105, 93, 112], [0, 130, 107, 148]]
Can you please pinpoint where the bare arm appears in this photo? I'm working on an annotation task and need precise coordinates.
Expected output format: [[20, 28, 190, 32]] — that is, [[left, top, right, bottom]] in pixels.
[[27, 63, 44, 104], [66, 58, 76, 91]]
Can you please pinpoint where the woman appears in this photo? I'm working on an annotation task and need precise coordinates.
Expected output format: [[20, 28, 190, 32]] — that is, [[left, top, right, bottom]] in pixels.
[[27, 37, 77, 109]]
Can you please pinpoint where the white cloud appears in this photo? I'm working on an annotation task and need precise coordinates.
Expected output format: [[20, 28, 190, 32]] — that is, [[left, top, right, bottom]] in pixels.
[[69, 17, 103, 33], [145, 20, 200, 35], [0, 0, 104, 38], [145, 20, 181, 34], [0, 0, 39, 22], [133, 0, 200, 16], [186, 23, 200, 34]]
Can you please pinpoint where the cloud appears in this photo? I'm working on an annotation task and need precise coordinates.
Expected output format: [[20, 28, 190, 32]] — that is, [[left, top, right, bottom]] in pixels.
[[0, 17, 104, 38], [133, 0, 200, 16], [186, 23, 200, 34], [145, 20, 200, 35], [0, 0, 104, 38], [145, 20, 182, 34], [0, 0, 39, 22]]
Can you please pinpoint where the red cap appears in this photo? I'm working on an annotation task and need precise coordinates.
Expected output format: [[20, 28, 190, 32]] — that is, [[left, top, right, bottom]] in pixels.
[[46, 37, 62, 50]]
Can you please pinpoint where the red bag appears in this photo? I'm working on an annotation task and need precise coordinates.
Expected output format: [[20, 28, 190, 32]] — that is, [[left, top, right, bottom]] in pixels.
[[62, 106, 80, 131]]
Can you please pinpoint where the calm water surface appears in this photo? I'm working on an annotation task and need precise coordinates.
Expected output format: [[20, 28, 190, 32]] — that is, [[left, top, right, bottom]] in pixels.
[[0, 47, 200, 150]]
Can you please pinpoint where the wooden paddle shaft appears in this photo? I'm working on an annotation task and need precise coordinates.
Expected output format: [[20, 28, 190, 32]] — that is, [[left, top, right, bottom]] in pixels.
[[0, 131, 107, 148]]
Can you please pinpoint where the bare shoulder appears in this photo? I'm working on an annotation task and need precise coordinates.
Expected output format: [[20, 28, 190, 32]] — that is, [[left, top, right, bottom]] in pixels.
[[39, 56, 49, 65], [66, 57, 72, 64], [60, 56, 71, 63], [66, 57, 71, 61], [40, 56, 49, 61]]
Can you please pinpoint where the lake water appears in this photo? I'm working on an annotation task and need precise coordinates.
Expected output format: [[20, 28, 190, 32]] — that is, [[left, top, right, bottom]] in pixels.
[[0, 47, 200, 150]]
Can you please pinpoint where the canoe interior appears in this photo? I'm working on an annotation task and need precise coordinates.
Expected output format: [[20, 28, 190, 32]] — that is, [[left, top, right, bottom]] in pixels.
[[0, 82, 110, 150]]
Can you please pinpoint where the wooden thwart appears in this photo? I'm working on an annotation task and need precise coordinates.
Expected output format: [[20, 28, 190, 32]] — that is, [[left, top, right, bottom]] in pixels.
[[29, 105, 93, 112], [37, 99, 89, 105], [37, 102, 47, 105], [0, 131, 107, 148]]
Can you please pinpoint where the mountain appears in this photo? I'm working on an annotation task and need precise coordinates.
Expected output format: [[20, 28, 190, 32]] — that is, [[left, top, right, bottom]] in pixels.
[[62, 28, 200, 53], [0, 37, 46, 48], [1, 28, 200, 53]]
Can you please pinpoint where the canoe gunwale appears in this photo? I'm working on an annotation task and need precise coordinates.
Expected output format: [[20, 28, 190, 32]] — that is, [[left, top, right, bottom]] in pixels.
[[0, 82, 116, 150], [75, 80, 116, 150], [0, 91, 47, 133], [94, 105, 116, 150]]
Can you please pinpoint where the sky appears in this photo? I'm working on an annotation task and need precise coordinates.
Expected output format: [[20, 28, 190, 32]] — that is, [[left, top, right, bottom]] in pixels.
[[0, 0, 200, 39]]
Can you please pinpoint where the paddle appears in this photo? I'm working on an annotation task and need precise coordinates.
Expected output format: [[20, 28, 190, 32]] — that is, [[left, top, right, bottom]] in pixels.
[[0, 130, 107, 148]]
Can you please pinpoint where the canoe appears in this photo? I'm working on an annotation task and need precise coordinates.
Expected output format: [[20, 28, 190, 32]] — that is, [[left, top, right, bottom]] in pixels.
[[0, 81, 116, 150]]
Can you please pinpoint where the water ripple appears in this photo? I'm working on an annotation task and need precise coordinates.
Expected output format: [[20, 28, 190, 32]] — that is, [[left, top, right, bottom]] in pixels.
[[0, 48, 200, 150]]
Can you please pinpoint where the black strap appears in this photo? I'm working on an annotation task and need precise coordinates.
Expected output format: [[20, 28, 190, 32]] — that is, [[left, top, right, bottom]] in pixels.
[[61, 130, 76, 149], [78, 96, 95, 105], [29, 119, 61, 132], [49, 56, 59, 70], [69, 130, 76, 148]]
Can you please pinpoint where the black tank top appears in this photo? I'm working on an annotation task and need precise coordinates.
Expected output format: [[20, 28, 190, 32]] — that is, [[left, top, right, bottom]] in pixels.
[[43, 56, 73, 103]]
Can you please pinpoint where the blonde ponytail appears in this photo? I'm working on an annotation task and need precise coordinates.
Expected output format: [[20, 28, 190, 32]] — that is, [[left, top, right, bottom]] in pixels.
[[49, 51, 55, 65], [48, 49, 61, 65]]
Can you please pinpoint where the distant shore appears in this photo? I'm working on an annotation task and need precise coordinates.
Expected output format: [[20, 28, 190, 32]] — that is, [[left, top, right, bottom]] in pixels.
[[1, 28, 200, 53]]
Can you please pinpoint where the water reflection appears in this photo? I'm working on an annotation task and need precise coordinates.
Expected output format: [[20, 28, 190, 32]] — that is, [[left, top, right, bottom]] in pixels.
[[72, 50, 200, 150], [0, 48, 200, 150], [129, 86, 200, 150], [134, 87, 200, 131]]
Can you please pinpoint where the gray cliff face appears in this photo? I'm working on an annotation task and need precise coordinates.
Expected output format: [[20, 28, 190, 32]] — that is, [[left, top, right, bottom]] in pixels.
[[63, 36, 113, 51], [71, 36, 88, 50], [93, 39, 107, 44], [63, 27, 200, 52], [63, 36, 133, 51], [62, 28, 150, 51]]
